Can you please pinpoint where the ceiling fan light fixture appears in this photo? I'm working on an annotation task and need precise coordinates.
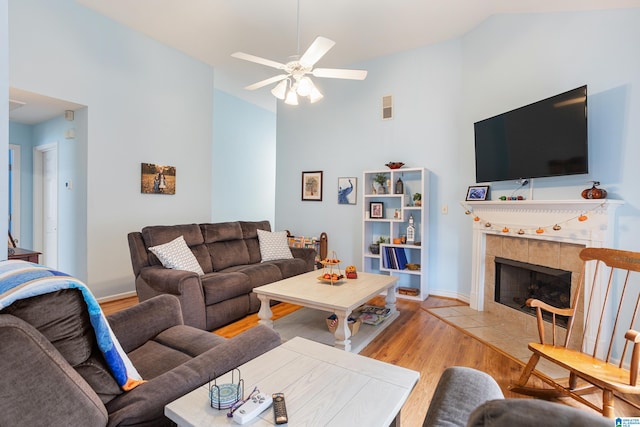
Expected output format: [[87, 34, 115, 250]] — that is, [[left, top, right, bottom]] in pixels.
[[296, 77, 314, 97], [271, 79, 288, 100], [309, 86, 324, 103], [285, 88, 299, 105]]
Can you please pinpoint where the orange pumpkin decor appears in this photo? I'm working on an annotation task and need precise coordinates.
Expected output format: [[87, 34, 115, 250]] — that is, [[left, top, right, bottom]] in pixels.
[[345, 265, 358, 279], [535, 228, 545, 234], [502, 227, 509, 233], [474, 216, 480, 221], [581, 181, 607, 200], [578, 214, 588, 222]]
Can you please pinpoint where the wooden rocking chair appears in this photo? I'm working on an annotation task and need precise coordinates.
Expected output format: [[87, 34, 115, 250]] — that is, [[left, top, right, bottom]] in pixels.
[[510, 247, 640, 418]]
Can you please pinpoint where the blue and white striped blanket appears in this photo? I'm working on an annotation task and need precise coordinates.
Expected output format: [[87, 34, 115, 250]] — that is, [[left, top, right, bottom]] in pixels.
[[0, 260, 144, 391]]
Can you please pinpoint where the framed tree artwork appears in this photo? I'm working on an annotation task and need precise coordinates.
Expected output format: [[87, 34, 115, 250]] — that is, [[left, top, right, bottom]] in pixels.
[[302, 171, 323, 201]]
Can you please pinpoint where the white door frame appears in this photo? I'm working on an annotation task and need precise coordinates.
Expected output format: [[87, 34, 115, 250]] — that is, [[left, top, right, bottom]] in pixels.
[[33, 142, 58, 267]]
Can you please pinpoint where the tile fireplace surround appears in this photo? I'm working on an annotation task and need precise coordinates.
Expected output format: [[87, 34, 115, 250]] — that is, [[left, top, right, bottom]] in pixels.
[[466, 199, 623, 347]]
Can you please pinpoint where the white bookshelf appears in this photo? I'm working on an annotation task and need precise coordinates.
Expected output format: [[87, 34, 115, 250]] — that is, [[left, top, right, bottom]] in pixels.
[[362, 167, 429, 300]]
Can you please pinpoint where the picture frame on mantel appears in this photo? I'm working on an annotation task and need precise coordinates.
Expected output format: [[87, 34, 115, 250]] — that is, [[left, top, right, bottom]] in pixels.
[[466, 185, 490, 201], [302, 171, 323, 201]]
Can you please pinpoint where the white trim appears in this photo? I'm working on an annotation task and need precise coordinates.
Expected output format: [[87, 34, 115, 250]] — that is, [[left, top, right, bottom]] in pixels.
[[96, 290, 137, 303]]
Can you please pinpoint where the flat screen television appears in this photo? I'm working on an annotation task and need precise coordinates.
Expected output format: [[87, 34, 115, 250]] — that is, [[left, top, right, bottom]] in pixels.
[[474, 85, 588, 183]]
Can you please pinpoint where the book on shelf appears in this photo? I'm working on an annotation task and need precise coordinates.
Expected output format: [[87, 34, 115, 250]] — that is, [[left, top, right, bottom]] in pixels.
[[360, 313, 388, 325], [359, 305, 391, 316], [382, 246, 408, 270]]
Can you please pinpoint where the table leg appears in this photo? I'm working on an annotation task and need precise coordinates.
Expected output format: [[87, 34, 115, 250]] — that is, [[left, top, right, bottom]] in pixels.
[[385, 285, 397, 315], [257, 295, 273, 328], [333, 311, 352, 352]]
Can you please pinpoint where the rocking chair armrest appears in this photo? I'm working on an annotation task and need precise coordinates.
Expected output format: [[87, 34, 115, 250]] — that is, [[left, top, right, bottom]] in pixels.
[[625, 329, 640, 387], [526, 298, 574, 317], [625, 329, 640, 343]]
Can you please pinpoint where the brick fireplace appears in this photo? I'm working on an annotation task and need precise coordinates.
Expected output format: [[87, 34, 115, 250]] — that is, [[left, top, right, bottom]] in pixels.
[[467, 199, 622, 348]]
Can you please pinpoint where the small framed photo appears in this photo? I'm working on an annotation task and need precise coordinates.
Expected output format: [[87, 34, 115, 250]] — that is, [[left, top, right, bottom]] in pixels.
[[338, 177, 357, 205], [370, 202, 384, 219], [466, 185, 490, 201], [302, 171, 323, 201], [141, 163, 176, 195]]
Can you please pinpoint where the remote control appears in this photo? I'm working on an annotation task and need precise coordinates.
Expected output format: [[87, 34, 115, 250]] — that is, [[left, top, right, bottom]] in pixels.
[[272, 393, 288, 425], [232, 392, 273, 425]]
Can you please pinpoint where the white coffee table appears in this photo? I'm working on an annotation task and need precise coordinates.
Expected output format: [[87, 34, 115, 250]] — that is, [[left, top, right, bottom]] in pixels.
[[253, 271, 398, 352], [165, 337, 419, 427]]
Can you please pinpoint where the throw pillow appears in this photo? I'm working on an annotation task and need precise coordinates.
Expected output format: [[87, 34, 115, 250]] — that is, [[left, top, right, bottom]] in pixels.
[[257, 229, 293, 262], [148, 235, 204, 275]]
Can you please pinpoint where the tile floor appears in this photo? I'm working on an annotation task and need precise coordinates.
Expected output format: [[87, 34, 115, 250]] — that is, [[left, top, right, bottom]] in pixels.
[[427, 305, 568, 379]]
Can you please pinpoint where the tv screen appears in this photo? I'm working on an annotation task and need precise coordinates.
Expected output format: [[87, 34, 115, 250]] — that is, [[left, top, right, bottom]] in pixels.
[[474, 86, 588, 183]]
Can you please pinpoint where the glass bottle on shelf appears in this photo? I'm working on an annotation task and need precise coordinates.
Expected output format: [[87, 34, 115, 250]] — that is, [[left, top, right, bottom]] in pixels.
[[406, 214, 415, 243]]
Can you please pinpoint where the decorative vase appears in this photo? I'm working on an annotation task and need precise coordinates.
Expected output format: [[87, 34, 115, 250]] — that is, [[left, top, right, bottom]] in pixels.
[[581, 181, 607, 199], [369, 244, 380, 255]]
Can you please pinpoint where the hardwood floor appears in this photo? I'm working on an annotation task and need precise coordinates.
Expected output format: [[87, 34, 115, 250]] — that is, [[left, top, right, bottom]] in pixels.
[[100, 294, 637, 425]]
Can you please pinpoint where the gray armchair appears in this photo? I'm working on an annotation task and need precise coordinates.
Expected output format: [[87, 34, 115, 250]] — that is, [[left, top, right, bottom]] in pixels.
[[422, 366, 611, 427], [0, 289, 281, 426]]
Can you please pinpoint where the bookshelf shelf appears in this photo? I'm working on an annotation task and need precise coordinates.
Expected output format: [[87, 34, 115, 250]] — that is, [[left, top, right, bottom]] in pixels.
[[362, 167, 429, 300]]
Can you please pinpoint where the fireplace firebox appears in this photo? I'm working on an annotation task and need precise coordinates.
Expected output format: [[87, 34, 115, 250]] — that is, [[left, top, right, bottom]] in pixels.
[[494, 257, 572, 327]]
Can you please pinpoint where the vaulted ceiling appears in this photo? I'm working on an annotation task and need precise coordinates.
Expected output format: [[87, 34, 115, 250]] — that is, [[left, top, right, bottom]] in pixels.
[[75, 0, 640, 110]]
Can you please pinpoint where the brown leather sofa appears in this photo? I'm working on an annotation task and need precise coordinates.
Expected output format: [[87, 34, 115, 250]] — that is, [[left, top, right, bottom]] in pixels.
[[0, 289, 281, 426], [128, 220, 316, 331]]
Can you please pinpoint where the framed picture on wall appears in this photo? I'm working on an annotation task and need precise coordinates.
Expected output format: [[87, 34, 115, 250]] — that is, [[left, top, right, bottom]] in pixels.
[[338, 177, 357, 205], [302, 171, 323, 201], [141, 163, 176, 195]]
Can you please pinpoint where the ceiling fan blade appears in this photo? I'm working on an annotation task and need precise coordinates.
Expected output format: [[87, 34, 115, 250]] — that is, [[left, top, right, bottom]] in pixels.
[[231, 52, 286, 70], [244, 74, 289, 91], [299, 36, 336, 68], [312, 68, 368, 80]]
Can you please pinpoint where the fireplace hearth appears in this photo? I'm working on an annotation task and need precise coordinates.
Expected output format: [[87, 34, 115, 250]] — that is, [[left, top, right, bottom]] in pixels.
[[495, 257, 571, 327]]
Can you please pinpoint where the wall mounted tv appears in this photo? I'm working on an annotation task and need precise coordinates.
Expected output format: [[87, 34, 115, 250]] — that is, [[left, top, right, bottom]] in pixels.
[[474, 85, 588, 183]]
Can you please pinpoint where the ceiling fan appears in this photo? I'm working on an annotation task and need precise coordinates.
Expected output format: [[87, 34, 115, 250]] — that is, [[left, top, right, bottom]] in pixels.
[[231, 2, 367, 105]]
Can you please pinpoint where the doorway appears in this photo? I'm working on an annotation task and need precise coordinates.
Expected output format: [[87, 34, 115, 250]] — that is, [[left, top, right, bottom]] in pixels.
[[33, 143, 58, 268], [8, 144, 20, 244]]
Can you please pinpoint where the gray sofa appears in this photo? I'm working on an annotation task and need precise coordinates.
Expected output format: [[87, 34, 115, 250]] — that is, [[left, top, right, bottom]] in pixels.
[[422, 366, 611, 426], [128, 220, 317, 331], [0, 289, 281, 426]]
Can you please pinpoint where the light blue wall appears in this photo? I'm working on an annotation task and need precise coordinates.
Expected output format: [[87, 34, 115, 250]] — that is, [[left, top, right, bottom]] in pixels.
[[9, 0, 214, 297], [276, 38, 463, 296], [276, 9, 640, 300], [212, 89, 276, 224]]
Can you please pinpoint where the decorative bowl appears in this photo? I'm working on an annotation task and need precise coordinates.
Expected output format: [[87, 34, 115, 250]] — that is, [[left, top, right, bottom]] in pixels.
[[385, 162, 404, 169]]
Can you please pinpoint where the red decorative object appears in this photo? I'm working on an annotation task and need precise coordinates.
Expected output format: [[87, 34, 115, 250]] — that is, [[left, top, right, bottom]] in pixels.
[[385, 162, 405, 169]]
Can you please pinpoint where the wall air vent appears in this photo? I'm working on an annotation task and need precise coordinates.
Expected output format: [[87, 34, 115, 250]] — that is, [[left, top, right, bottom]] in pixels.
[[382, 95, 393, 120]]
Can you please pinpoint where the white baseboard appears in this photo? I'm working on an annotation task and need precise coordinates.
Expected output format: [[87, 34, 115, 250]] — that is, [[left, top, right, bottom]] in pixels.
[[428, 289, 470, 305], [96, 290, 137, 303]]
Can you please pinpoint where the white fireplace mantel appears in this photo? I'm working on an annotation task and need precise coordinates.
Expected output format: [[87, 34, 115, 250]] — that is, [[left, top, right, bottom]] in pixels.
[[466, 199, 623, 311]]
